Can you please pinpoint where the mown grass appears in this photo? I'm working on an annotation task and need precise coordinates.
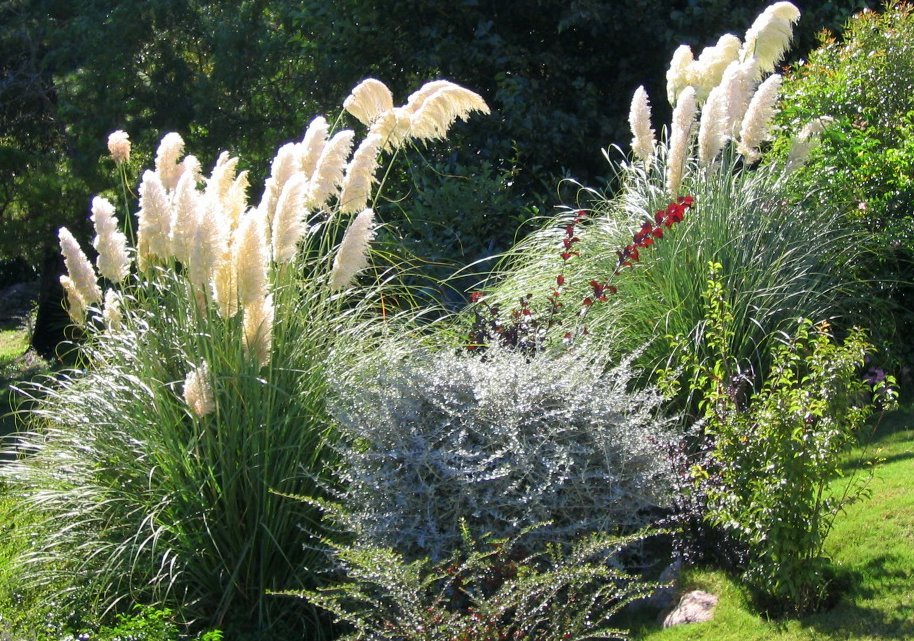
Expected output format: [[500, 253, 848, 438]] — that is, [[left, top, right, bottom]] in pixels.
[[633, 407, 914, 641]]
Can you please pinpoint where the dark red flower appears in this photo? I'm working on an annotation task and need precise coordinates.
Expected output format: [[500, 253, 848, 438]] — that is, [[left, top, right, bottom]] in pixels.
[[470, 292, 482, 303], [556, 274, 565, 287]]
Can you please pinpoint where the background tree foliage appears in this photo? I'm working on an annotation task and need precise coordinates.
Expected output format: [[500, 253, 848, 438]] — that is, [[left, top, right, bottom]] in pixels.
[[0, 0, 877, 352]]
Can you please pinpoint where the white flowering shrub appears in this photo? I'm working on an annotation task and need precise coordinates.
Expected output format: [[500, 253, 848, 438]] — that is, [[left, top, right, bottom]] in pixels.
[[330, 345, 678, 561]]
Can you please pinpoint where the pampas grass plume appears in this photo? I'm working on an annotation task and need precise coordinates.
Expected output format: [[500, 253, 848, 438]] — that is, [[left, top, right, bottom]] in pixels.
[[234, 209, 270, 308], [666, 86, 697, 197], [155, 132, 186, 192], [243, 295, 274, 369], [666, 45, 695, 105], [59, 276, 87, 326], [59, 226, 102, 305], [741, 2, 801, 76], [90, 196, 130, 282], [344, 79, 395, 126], [738, 73, 782, 164], [787, 116, 833, 171], [300, 116, 329, 178], [408, 84, 490, 142], [184, 361, 216, 418], [107, 130, 131, 164], [170, 172, 201, 266], [694, 34, 742, 101], [330, 208, 376, 291], [271, 173, 309, 264], [629, 86, 656, 164], [368, 108, 412, 151], [137, 170, 173, 269], [189, 198, 228, 293], [698, 84, 729, 167], [306, 130, 355, 210], [338, 133, 383, 214], [103, 288, 123, 332]]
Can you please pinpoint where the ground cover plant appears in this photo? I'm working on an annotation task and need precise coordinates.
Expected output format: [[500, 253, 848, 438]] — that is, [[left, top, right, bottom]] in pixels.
[[0, 79, 489, 638]]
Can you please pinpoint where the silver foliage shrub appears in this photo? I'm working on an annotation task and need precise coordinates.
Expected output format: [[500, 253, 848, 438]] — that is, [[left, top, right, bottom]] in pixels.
[[329, 345, 678, 560]]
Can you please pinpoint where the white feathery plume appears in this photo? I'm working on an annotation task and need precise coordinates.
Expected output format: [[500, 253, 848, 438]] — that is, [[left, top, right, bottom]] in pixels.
[[698, 83, 729, 167], [344, 78, 395, 126], [666, 87, 697, 197], [170, 171, 201, 266], [59, 226, 102, 305], [368, 107, 413, 151], [786, 116, 833, 171], [306, 129, 355, 210], [205, 153, 240, 207], [154, 132, 186, 192], [233, 208, 270, 309], [408, 85, 490, 143], [103, 288, 123, 332], [243, 294, 274, 369], [693, 34, 742, 101], [258, 143, 303, 227], [183, 361, 216, 418], [107, 130, 131, 165], [338, 133, 383, 214], [137, 169, 173, 269], [720, 58, 759, 138], [60, 276, 87, 326], [666, 45, 695, 105], [271, 173, 309, 264], [211, 237, 239, 319], [738, 73, 783, 164], [189, 197, 229, 294], [300, 116, 329, 178], [90, 196, 130, 282], [330, 208, 376, 291], [223, 170, 249, 230], [176, 154, 202, 188], [741, 2, 801, 76], [403, 80, 457, 112], [628, 86, 656, 164]]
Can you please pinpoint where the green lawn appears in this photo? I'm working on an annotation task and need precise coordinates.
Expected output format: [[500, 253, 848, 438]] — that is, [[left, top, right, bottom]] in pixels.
[[1, 327, 48, 441], [634, 408, 914, 641]]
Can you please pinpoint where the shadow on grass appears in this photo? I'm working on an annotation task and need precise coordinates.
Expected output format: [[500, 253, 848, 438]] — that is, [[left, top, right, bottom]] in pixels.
[[799, 554, 914, 640]]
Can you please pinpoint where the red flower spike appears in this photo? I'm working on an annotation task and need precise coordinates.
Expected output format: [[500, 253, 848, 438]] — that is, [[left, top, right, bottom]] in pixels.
[[630, 247, 640, 262], [470, 292, 482, 303], [561, 251, 571, 261], [653, 227, 664, 239], [643, 237, 654, 247], [655, 210, 664, 225], [557, 274, 565, 287]]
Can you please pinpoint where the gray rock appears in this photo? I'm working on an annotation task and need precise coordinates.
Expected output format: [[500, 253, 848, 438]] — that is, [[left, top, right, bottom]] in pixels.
[[662, 589, 718, 628]]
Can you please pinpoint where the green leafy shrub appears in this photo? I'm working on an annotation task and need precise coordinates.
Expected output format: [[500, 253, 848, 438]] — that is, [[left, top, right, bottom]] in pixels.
[[662, 262, 896, 614], [329, 344, 678, 561], [299, 519, 659, 641], [774, 3, 914, 367]]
